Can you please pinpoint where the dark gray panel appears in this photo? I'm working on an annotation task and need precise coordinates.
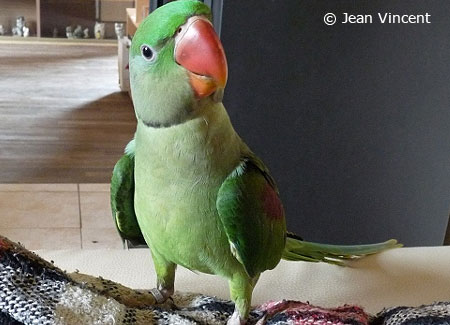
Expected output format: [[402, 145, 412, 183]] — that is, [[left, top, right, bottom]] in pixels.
[[221, 0, 450, 246], [209, 0, 223, 36]]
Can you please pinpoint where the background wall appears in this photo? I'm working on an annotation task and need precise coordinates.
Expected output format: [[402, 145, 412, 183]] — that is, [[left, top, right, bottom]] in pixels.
[[40, 0, 96, 38], [221, 0, 450, 246]]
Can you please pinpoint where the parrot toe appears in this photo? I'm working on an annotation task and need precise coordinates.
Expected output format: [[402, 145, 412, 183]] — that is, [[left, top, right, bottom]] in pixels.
[[227, 309, 246, 325]]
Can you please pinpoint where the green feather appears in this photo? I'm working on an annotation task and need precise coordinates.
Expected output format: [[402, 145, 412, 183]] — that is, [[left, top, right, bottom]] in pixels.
[[129, 1, 208, 130], [131, 0, 211, 57], [217, 158, 286, 278], [282, 233, 401, 265], [110, 140, 146, 246]]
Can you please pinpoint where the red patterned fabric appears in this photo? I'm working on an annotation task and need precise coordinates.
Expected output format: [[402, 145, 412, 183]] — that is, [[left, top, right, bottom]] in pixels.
[[258, 300, 369, 325]]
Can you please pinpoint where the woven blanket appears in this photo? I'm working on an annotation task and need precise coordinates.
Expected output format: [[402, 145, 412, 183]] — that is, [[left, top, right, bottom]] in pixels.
[[0, 235, 449, 325], [373, 303, 450, 325]]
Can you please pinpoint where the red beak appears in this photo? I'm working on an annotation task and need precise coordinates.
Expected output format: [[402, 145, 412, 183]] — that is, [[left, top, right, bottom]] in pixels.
[[174, 16, 228, 98]]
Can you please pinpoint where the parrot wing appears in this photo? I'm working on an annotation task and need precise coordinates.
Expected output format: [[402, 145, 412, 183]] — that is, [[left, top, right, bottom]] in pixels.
[[216, 154, 286, 278], [110, 139, 146, 246]]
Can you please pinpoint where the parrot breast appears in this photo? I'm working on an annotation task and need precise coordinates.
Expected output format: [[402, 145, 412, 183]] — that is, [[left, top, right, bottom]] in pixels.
[[133, 102, 244, 277]]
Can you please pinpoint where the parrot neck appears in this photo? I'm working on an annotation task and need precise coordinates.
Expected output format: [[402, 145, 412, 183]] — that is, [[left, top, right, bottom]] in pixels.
[[135, 102, 242, 182]]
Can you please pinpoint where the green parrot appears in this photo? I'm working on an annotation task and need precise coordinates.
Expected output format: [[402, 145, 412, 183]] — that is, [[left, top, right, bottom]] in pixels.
[[111, 1, 400, 323]]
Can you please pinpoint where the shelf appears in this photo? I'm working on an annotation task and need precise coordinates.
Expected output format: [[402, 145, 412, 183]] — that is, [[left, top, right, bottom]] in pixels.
[[135, 0, 149, 25], [126, 0, 149, 37], [40, 0, 96, 38], [126, 7, 137, 37], [0, 0, 132, 39], [0, 0, 39, 36], [0, 35, 117, 46]]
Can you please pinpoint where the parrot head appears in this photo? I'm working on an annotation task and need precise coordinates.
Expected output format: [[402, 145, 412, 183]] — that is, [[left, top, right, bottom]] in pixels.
[[129, 0, 228, 128]]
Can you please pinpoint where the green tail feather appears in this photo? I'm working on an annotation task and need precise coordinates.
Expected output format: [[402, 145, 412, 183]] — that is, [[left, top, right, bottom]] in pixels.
[[282, 233, 402, 266]]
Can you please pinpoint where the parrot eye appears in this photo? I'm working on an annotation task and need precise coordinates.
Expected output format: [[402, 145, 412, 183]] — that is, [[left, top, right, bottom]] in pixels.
[[141, 45, 155, 62]]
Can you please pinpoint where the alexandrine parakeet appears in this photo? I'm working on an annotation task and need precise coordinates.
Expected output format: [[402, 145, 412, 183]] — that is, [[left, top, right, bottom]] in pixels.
[[111, 1, 400, 323]]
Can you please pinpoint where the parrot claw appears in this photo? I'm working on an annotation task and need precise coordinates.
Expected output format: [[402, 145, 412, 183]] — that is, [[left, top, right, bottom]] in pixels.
[[227, 309, 246, 325]]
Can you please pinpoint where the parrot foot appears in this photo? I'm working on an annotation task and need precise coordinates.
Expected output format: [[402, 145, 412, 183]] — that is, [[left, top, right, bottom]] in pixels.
[[227, 309, 246, 325], [149, 287, 173, 304]]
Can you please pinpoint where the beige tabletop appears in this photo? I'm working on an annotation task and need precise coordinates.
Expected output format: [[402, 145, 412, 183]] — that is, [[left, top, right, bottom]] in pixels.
[[35, 245, 450, 314]]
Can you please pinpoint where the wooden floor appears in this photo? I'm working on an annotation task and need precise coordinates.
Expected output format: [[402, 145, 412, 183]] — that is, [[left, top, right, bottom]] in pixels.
[[0, 40, 136, 183]]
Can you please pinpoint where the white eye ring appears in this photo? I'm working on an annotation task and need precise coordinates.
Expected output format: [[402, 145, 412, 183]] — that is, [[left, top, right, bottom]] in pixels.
[[140, 44, 156, 62]]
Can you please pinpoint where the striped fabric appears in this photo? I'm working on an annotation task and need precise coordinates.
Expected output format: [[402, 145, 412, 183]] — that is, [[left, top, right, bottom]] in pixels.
[[0, 235, 448, 325]]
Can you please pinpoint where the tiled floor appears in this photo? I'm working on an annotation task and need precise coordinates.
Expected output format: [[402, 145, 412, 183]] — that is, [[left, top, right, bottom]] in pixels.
[[0, 184, 123, 249]]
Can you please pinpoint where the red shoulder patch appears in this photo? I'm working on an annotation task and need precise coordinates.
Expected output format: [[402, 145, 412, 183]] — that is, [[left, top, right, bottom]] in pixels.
[[262, 184, 284, 220]]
